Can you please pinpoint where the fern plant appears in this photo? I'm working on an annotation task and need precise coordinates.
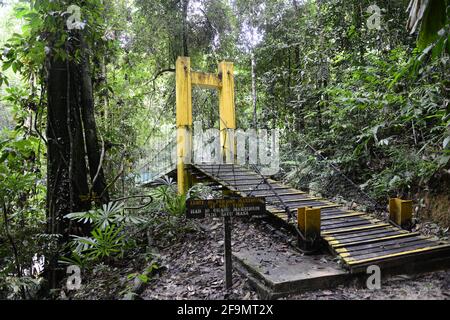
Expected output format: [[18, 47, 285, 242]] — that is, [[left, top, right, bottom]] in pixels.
[[151, 176, 177, 205], [165, 193, 186, 217], [65, 201, 145, 230], [71, 225, 126, 260], [63, 201, 145, 265]]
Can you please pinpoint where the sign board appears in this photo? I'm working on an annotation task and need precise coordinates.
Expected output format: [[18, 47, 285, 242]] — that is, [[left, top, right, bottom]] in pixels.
[[186, 197, 266, 219], [185, 196, 266, 291]]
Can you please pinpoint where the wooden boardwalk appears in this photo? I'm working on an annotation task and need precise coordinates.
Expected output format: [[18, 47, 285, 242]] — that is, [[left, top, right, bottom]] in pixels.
[[192, 163, 450, 273]]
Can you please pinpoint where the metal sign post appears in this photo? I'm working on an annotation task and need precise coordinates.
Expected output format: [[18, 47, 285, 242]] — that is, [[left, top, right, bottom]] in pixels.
[[186, 197, 266, 290], [223, 215, 232, 290]]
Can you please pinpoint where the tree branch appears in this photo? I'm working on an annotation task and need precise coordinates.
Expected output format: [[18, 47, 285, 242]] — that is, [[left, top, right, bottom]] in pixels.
[[143, 68, 175, 86]]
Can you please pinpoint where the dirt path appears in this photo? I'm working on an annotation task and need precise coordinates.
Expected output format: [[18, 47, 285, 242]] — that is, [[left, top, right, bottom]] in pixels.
[[289, 270, 450, 300], [142, 219, 259, 300], [142, 218, 450, 300]]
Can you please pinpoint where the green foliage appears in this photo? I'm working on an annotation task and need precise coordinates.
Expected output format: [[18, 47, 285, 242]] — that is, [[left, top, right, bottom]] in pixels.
[[164, 193, 187, 217], [63, 201, 146, 266], [0, 275, 43, 300], [0, 0, 449, 298], [58, 251, 89, 270], [126, 262, 159, 284], [414, 0, 448, 51], [151, 176, 178, 204], [150, 177, 187, 218], [137, 177, 213, 242], [0, 128, 47, 298], [71, 225, 127, 260], [286, 44, 448, 201], [0, 129, 46, 260], [252, 0, 449, 205], [65, 201, 145, 230]]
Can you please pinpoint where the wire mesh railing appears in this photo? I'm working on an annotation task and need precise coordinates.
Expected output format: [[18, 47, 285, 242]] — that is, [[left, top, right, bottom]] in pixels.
[[279, 134, 385, 214], [136, 135, 177, 185]]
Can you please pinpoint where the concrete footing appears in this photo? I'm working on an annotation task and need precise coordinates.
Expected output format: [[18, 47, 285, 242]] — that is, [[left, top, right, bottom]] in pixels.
[[233, 246, 350, 299]]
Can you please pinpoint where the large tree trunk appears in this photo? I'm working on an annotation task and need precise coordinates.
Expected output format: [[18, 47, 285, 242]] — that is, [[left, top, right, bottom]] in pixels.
[[46, 56, 91, 288], [46, 57, 91, 238], [80, 42, 110, 204], [46, 34, 109, 288]]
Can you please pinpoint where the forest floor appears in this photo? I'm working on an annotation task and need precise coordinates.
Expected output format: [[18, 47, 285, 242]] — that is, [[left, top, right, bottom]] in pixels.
[[140, 218, 450, 300]]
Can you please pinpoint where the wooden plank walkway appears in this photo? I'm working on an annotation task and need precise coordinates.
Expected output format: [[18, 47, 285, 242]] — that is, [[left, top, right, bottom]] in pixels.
[[193, 163, 450, 273]]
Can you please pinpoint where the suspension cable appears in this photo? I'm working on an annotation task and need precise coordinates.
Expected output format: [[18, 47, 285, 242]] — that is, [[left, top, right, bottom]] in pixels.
[[137, 138, 175, 173], [247, 164, 292, 221], [295, 134, 382, 211]]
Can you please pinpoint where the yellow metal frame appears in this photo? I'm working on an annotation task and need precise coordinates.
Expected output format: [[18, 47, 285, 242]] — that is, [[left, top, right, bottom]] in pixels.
[[176, 56, 236, 194], [297, 207, 321, 239]]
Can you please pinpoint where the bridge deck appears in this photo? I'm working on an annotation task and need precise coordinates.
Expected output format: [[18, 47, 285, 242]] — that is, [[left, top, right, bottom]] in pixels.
[[193, 163, 450, 273]]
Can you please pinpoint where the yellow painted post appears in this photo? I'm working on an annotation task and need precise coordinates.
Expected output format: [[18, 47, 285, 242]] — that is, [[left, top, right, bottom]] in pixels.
[[176, 57, 193, 195], [389, 198, 413, 227], [191, 72, 222, 89], [297, 207, 321, 239], [297, 207, 306, 234], [305, 207, 321, 239], [218, 61, 236, 164]]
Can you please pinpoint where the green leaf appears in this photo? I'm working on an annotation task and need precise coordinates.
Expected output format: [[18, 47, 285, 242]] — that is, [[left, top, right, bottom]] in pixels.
[[137, 274, 149, 283], [2, 60, 13, 71], [443, 136, 450, 149]]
